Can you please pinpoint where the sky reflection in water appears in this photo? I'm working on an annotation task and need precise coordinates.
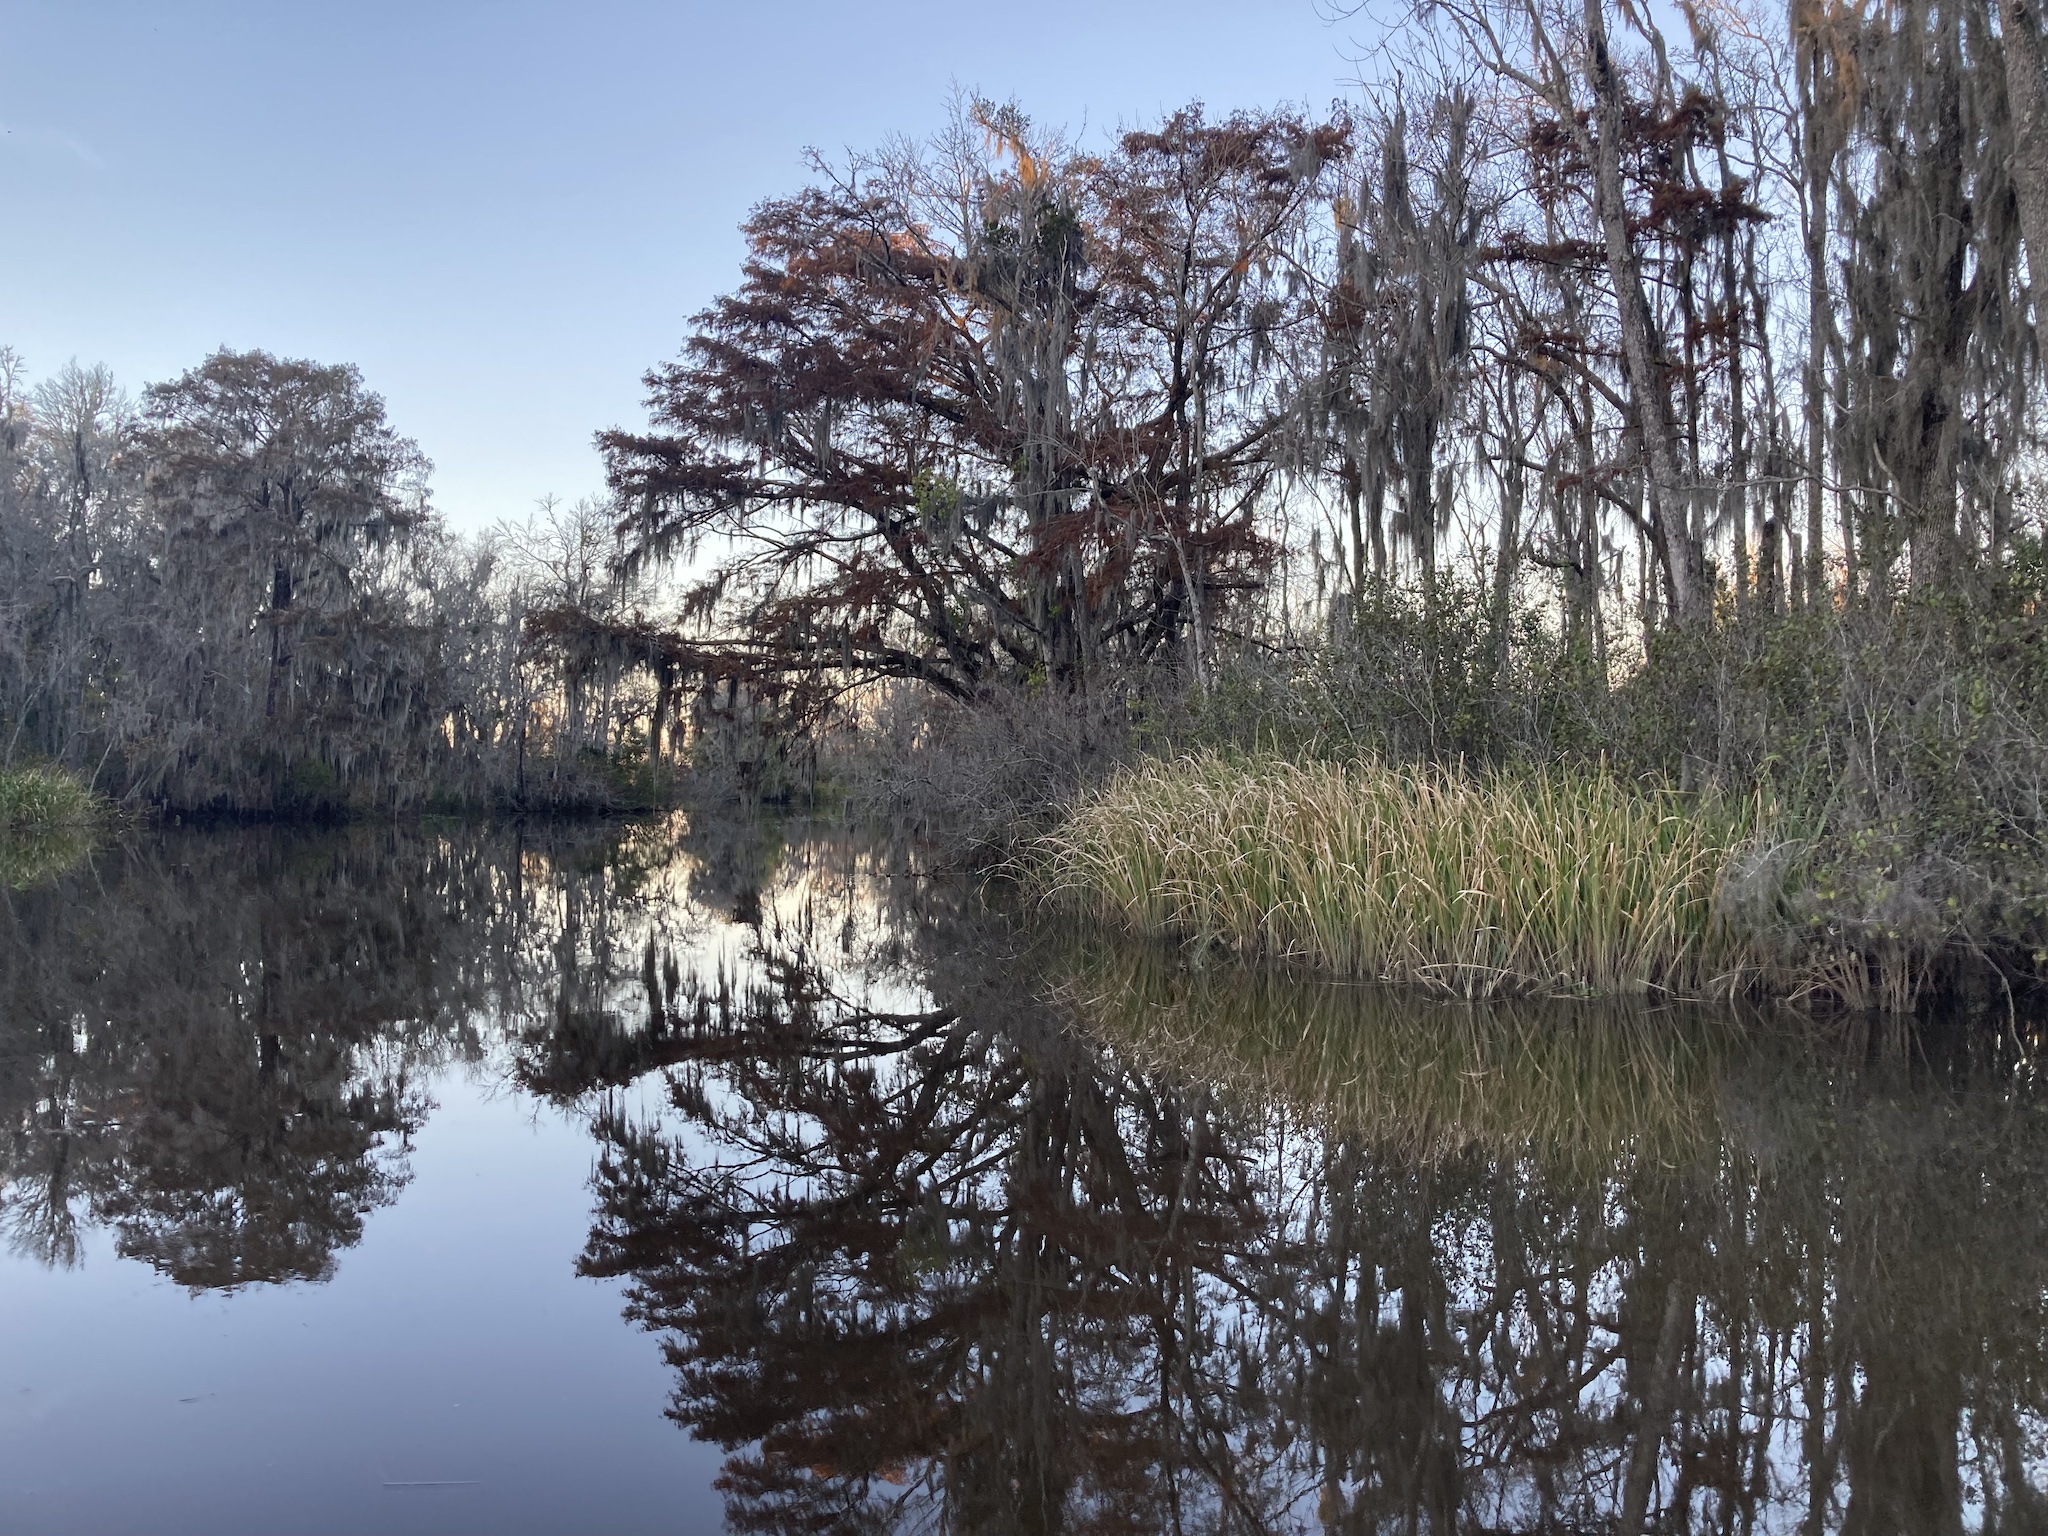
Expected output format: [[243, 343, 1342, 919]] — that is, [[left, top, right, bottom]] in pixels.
[[1, 818, 2045, 1534]]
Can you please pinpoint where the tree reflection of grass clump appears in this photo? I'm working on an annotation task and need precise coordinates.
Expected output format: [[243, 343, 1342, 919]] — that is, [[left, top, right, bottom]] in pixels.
[[1049, 928, 1743, 1173], [0, 822, 96, 890]]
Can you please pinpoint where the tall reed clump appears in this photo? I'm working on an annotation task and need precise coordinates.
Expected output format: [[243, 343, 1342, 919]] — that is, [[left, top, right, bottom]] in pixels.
[[0, 765, 101, 889], [1036, 752, 1769, 999], [0, 765, 97, 831]]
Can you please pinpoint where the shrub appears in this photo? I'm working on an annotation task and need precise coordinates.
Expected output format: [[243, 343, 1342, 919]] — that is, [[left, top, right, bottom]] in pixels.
[[0, 765, 100, 890], [839, 679, 1145, 860]]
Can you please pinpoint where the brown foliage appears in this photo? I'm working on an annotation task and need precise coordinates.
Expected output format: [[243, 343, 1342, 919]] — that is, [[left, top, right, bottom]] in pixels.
[[602, 104, 1349, 702]]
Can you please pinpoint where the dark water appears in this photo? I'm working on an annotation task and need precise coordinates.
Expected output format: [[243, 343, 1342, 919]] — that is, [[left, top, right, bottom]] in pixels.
[[2, 819, 2046, 1534]]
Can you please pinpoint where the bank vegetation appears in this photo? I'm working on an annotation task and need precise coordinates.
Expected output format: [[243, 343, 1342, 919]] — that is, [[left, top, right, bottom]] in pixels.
[[7, 0, 2048, 999]]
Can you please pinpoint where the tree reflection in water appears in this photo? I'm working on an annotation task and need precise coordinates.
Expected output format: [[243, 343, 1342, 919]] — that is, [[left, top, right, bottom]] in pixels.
[[0, 821, 609, 1284], [559, 839, 2048, 1535], [6, 821, 2048, 1531], [2, 830, 444, 1281]]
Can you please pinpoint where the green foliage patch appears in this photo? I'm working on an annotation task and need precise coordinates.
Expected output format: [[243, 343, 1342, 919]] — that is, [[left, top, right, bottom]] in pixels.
[[0, 765, 97, 832], [0, 765, 100, 889]]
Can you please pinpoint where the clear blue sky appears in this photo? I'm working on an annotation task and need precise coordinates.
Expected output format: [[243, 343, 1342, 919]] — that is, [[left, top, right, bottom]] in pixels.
[[0, 0, 1364, 529]]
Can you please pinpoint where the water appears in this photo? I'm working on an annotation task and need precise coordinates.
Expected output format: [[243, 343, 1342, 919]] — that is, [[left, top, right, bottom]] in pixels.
[[1, 818, 2045, 1533]]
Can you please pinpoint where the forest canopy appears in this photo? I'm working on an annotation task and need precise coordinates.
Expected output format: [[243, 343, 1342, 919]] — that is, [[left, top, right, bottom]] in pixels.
[[604, 0, 2048, 697], [0, 348, 675, 814]]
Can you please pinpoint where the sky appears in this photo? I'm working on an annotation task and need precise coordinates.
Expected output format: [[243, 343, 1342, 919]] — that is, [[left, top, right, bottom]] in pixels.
[[0, 0, 1368, 531]]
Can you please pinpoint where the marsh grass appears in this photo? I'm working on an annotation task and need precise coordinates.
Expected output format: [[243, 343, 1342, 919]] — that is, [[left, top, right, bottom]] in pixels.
[[0, 766, 97, 829], [1051, 929, 1738, 1171], [1037, 752, 1779, 1000], [0, 766, 101, 889]]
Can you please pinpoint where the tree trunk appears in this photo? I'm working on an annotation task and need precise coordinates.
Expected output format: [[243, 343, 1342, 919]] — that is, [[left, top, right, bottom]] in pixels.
[[265, 561, 293, 721], [2001, 0, 2048, 318], [1799, 0, 1836, 608], [1578, 0, 1707, 623]]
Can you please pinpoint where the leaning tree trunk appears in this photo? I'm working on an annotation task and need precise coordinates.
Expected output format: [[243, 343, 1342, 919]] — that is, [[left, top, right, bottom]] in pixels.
[[1579, 0, 1708, 624]]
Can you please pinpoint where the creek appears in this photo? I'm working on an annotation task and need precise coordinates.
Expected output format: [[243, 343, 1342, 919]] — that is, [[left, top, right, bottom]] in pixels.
[[0, 818, 2042, 1533]]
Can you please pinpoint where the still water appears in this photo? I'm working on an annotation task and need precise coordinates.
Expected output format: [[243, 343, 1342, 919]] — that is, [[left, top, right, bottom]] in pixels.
[[1, 817, 2044, 1533]]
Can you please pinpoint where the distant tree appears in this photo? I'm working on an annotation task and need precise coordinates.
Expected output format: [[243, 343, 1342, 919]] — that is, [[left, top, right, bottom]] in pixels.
[[76, 348, 477, 810], [0, 352, 137, 767], [0, 344, 687, 814], [139, 349, 428, 722], [495, 493, 670, 789]]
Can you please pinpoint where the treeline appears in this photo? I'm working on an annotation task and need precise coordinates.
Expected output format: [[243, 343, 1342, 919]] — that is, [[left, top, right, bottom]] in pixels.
[[606, 0, 2048, 684], [0, 349, 769, 815], [11, 0, 2048, 844]]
